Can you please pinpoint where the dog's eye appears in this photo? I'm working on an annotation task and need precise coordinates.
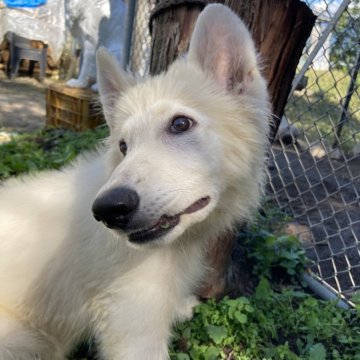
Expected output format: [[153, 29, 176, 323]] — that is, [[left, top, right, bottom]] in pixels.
[[119, 140, 127, 156], [169, 116, 194, 134]]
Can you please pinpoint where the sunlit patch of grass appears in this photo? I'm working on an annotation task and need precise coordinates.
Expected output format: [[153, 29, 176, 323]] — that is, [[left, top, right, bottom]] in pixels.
[[285, 68, 359, 152]]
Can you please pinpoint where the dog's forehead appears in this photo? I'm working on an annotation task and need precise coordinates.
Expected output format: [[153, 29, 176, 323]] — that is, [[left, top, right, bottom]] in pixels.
[[120, 62, 207, 116]]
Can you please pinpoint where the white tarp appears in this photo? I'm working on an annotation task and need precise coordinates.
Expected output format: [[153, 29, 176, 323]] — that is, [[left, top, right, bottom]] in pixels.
[[0, 0, 65, 62]]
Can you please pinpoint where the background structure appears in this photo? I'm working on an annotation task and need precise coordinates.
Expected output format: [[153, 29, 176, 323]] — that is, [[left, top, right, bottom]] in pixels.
[[267, 0, 359, 304]]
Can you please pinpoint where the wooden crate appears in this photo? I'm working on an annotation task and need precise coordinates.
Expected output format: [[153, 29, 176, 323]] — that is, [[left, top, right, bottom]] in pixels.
[[46, 84, 104, 131]]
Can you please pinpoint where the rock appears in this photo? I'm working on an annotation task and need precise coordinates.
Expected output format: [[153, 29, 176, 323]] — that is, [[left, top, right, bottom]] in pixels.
[[285, 222, 313, 245], [309, 139, 330, 159], [276, 116, 301, 144], [0, 131, 13, 144], [353, 143, 360, 157]]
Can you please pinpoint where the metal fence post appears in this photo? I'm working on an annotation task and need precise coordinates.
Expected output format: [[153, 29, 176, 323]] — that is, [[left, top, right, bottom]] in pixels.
[[122, 0, 137, 70]]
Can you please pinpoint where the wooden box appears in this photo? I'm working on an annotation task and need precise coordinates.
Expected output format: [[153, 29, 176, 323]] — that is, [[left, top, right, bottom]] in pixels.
[[46, 84, 104, 131]]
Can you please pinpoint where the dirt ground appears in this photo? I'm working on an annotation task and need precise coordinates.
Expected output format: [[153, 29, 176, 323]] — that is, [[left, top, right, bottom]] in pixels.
[[0, 70, 49, 133], [1, 70, 359, 301]]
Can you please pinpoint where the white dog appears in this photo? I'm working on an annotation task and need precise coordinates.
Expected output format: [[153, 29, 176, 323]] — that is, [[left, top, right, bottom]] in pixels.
[[0, 4, 269, 359]]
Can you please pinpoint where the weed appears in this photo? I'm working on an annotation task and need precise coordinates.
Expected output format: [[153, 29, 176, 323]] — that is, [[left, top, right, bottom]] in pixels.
[[170, 229, 360, 360], [0, 126, 108, 179], [171, 277, 360, 360]]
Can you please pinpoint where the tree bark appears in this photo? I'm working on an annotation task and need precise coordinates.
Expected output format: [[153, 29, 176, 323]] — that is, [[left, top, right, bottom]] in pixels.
[[149, 2, 205, 76], [223, 0, 316, 140], [149, 0, 316, 298]]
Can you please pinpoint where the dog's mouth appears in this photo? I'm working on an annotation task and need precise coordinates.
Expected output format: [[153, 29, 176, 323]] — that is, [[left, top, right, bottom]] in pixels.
[[128, 196, 211, 244]]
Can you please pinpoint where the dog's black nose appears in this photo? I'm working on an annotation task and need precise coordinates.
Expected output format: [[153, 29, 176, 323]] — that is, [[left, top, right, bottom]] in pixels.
[[92, 187, 140, 230]]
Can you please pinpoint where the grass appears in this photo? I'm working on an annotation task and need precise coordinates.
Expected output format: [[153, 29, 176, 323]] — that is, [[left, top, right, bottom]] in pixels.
[[171, 282, 360, 360], [285, 68, 360, 152], [1, 127, 359, 359], [0, 126, 109, 180]]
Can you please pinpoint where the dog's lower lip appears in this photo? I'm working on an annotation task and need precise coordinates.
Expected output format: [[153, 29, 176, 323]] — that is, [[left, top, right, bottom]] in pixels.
[[129, 215, 180, 243], [129, 196, 211, 244]]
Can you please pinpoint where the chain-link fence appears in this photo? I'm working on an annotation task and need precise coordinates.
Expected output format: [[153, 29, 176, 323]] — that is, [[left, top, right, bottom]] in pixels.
[[267, 0, 359, 304], [124, 0, 359, 304], [123, 0, 155, 76]]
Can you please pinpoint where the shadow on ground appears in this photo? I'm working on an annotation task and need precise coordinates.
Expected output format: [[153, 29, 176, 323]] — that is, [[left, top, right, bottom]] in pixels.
[[0, 70, 53, 132]]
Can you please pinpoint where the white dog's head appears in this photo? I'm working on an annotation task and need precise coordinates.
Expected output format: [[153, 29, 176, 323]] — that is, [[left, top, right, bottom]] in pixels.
[[92, 4, 269, 248]]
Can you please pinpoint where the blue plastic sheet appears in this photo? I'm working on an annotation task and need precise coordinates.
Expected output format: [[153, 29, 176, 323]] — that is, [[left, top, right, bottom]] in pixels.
[[4, 0, 46, 8]]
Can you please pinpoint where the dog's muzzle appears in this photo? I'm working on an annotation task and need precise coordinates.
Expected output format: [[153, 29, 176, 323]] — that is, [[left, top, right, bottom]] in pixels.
[[128, 196, 211, 244], [92, 189, 211, 244]]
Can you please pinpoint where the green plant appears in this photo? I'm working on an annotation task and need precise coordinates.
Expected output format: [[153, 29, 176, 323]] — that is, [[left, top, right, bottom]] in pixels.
[[239, 227, 308, 280], [352, 292, 360, 310], [0, 127, 108, 179], [170, 225, 359, 360], [170, 277, 360, 360]]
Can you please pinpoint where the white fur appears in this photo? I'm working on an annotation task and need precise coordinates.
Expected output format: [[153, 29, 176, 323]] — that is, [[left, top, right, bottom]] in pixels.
[[0, 5, 269, 359]]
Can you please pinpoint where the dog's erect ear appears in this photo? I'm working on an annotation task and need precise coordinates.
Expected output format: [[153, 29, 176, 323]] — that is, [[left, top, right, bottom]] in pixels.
[[188, 4, 258, 93], [97, 47, 134, 129]]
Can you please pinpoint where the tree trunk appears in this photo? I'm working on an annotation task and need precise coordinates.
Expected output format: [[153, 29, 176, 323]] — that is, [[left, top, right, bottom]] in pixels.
[[223, 0, 316, 140], [149, 1, 205, 76], [149, 0, 316, 298]]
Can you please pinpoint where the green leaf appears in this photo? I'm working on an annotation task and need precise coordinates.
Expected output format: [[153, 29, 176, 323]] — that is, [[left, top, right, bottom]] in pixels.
[[234, 311, 247, 324], [309, 343, 326, 360], [203, 346, 220, 360], [255, 277, 272, 300], [205, 325, 228, 345], [174, 354, 190, 360], [182, 326, 191, 339], [351, 291, 360, 305]]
